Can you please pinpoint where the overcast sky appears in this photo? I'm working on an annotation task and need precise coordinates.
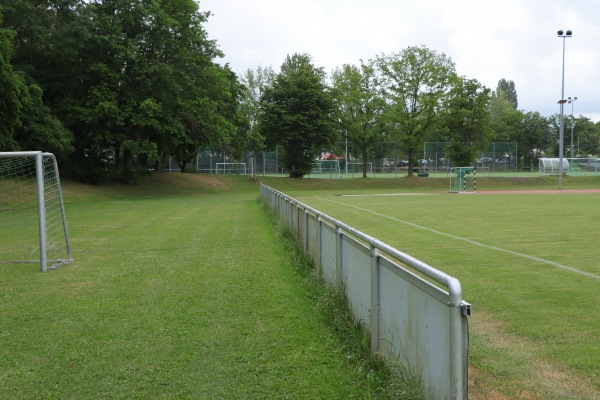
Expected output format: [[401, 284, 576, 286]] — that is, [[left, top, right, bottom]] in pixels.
[[199, 0, 600, 122]]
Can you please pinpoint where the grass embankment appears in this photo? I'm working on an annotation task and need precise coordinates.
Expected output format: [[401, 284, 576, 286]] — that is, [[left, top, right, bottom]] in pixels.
[[260, 174, 600, 194], [1, 173, 416, 399], [262, 175, 600, 400]]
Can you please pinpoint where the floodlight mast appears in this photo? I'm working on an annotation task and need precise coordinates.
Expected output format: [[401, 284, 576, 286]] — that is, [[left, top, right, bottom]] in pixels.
[[557, 29, 572, 189]]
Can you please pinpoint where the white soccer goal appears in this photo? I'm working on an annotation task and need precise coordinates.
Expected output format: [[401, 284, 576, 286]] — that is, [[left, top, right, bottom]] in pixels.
[[311, 160, 341, 178], [345, 162, 373, 174], [215, 162, 247, 174], [0, 151, 72, 271]]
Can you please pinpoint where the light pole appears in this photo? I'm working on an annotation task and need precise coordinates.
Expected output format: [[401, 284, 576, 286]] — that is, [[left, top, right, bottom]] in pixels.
[[568, 96, 577, 162], [557, 29, 572, 189]]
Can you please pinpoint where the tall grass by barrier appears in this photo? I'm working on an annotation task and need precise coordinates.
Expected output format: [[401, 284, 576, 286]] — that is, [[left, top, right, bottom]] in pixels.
[[260, 183, 471, 400]]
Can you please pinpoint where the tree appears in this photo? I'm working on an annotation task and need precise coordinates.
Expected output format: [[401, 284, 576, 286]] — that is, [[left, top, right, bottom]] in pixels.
[[259, 53, 337, 178], [495, 78, 518, 110], [239, 65, 275, 140], [489, 92, 523, 142], [237, 65, 275, 176], [518, 111, 552, 167], [13, 83, 74, 156], [0, 21, 28, 150], [81, 0, 237, 180], [443, 76, 491, 167], [331, 62, 384, 177], [572, 117, 600, 157], [1, 0, 82, 153], [375, 46, 456, 176], [3, 0, 239, 182]]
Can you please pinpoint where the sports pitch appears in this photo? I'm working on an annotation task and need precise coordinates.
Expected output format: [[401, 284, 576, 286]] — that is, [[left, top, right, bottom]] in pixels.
[[1, 176, 410, 399], [284, 184, 600, 399], [2, 174, 599, 399]]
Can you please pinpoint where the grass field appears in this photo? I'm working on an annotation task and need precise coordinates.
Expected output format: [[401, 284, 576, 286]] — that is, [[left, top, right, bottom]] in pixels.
[[3, 172, 600, 399], [0, 174, 415, 399], [261, 175, 600, 399]]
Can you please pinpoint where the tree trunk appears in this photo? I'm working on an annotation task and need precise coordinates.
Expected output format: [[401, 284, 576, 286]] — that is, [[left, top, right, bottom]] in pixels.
[[114, 142, 121, 174], [361, 145, 368, 178], [155, 149, 164, 172], [407, 146, 415, 177]]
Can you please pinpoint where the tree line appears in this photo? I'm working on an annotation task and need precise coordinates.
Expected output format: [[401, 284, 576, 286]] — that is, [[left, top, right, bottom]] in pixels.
[[1, 0, 241, 182], [244, 55, 600, 178], [2, 1, 600, 181]]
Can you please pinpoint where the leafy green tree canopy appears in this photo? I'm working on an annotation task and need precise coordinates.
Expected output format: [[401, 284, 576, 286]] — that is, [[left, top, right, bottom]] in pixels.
[[259, 53, 337, 178], [494, 78, 518, 110], [375, 46, 456, 175], [331, 62, 384, 177], [443, 76, 491, 166], [0, 20, 28, 150]]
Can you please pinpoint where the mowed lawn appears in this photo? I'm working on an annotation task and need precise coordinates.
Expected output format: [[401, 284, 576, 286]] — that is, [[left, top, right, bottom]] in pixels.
[[0, 175, 393, 399], [274, 178, 600, 400]]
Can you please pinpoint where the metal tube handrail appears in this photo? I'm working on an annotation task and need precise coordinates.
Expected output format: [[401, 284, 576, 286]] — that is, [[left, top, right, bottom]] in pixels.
[[261, 183, 463, 304]]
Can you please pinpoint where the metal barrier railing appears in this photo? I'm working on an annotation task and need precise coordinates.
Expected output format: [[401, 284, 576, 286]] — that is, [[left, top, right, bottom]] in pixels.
[[260, 183, 471, 399]]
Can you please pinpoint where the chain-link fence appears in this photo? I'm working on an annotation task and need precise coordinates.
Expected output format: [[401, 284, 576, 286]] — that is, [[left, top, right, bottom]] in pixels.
[[166, 149, 284, 175], [423, 142, 518, 173], [165, 142, 518, 176]]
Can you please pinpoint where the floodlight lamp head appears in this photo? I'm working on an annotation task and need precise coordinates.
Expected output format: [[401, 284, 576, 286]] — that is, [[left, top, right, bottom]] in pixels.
[[566, 30, 572, 36], [557, 30, 564, 36]]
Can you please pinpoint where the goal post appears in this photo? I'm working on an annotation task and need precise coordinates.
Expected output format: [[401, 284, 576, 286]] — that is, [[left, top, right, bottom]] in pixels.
[[449, 167, 476, 193], [0, 151, 72, 271]]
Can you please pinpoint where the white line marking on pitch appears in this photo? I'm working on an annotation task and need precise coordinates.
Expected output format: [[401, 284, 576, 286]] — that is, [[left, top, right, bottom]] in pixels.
[[316, 197, 600, 280]]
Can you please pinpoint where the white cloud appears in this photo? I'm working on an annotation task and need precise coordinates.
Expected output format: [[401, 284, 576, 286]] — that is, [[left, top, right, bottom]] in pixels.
[[201, 0, 600, 121]]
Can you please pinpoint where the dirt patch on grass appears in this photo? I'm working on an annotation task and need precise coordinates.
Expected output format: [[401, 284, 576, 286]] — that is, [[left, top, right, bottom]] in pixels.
[[469, 310, 599, 399], [150, 172, 232, 190]]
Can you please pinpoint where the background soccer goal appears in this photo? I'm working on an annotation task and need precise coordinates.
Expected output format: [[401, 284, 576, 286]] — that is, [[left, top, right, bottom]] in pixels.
[[0, 151, 72, 271], [345, 162, 373, 174], [311, 160, 341, 178], [215, 162, 247, 174], [449, 167, 476, 193]]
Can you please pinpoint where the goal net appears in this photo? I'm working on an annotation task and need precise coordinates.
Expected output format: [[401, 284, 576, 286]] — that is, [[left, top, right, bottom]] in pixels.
[[345, 162, 373, 174], [215, 162, 247, 174], [449, 167, 476, 193], [311, 160, 341, 178], [0, 152, 72, 271]]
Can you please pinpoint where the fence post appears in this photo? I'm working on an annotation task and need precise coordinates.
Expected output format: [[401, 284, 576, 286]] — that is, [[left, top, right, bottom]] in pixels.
[[281, 195, 285, 222], [316, 215, 322, 275], [280, 194, 284, 219], [295, 203, 300, 238], [304, 209, 309, 253], [370, 245, 380, 353], [335, 226, 343, 291]]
